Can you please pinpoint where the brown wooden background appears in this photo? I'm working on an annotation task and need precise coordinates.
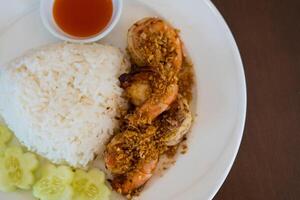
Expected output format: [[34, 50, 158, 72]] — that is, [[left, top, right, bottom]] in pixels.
[[211, 1, 300, 200]]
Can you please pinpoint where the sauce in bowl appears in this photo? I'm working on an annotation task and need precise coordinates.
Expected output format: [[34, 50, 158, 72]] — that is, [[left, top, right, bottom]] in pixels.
[[53, 0, 113, 38]]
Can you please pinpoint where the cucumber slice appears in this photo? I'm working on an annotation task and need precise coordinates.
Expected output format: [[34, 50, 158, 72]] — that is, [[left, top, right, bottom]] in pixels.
[[0, 146, 5, 157], [0, 125, 12, 147], [0, 146, 39, 192], [72, 168, 111, 200], [97, 184, 111, 200], [33, 164, 74, 200]]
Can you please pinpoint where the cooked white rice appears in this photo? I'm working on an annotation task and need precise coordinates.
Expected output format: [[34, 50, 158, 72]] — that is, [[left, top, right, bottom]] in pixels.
[[0, 43, 128, 167]]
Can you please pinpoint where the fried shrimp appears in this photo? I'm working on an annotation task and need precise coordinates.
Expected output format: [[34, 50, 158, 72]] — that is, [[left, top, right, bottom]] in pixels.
[[119, 68, 154, 107], [104, 17, 193, 197], [104, 126, 160, 195], [130, 82, 178, 124], [128, 17, 183, 70], [158, 95, 192, 146], [126, 18, 183, 124], [105, 131, 137, 175], [111, 155, 158, 195], [120, 68, 179, 124], [104, 97, 192, 195]]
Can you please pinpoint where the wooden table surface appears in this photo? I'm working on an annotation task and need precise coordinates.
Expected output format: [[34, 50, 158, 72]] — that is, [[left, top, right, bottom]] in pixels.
[[211, 1, 300, 200]]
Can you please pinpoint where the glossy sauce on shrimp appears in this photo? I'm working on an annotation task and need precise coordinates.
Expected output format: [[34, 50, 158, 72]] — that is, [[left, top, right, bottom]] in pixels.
[[127, 18, 183, 124], [104, 17, 194, 197]]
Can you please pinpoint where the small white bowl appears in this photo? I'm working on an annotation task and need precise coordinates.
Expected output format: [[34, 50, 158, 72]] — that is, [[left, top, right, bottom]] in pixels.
[[40, 0, 122, 43]]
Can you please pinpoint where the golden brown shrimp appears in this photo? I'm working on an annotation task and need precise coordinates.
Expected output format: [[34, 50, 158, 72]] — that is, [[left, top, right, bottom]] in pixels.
[[120, 68, 179, 124], [104, 126, 160, 194], [111, 156, 158, 195], [119, 68, 154, 107], [105, 17, 190, 196], [128, 82, 178, 124], [128, 17, 183, 71], [105, 131, 136, 175], [158, 95, 192, 146], [125, 18, 183, 124], [105, 97, 192, 195]]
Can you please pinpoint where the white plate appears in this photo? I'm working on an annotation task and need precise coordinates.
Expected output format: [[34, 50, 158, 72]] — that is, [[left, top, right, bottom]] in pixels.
[[0, 0, 246, 200]]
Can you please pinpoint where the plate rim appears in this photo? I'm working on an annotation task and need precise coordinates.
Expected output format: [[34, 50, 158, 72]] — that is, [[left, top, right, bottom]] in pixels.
[[200, 1, 247, 199]]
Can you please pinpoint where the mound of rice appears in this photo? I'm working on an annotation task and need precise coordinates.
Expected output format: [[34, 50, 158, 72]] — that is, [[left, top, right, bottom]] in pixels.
[[0, 43, 128, 167]]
